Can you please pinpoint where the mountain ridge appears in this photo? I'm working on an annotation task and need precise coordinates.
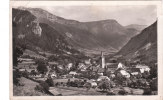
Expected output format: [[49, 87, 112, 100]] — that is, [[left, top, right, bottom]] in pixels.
[[116, 21, 157, 63], [22, 7, 140, 50]]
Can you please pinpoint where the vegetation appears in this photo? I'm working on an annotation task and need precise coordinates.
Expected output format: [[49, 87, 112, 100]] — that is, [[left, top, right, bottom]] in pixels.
[[35, 81, 50, 94], [98, 79, 111, 91], [13, 77, 48, 96], [36, 59, 48, 74], [13, 70, 21, 85], [149, 64, 157, 79], [45, 77, 54, 87]]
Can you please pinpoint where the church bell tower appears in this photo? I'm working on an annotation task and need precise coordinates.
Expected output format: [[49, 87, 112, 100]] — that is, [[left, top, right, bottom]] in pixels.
[[101, 51, 105, 68]]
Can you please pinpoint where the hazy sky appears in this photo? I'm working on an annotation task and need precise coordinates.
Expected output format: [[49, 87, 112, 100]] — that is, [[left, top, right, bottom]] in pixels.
[[40, 5, 157, 26], [14, 5, 156, 26]]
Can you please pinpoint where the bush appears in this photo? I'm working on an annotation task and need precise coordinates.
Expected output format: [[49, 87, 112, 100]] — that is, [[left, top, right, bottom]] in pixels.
[[143, 88, 152, 95], [98, 80, 111, 91], [35, 85, 45, 93], [36, 60, 48, 74], [13, 70, 21, 85], [45, 78, 54, 87], [150, 78, 157, 91], [107, 91, 116, 95], [118, 89, 127, 95], [35, 81, 49, 93], [22, 71, 29, 78], [149, 65, 157, 79]]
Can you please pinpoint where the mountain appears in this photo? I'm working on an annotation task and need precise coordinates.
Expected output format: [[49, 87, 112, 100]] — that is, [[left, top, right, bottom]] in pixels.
[[13, 7, 141, 55], [12, 8, 82, 58], [20, 7, 140, 50], [116, 21, 157, 63], [125, 24, 147, 31]]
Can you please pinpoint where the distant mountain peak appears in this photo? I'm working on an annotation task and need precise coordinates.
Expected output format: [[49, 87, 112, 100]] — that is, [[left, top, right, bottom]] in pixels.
[[13, 7, 142, 54], [125, 24, 148, 31]]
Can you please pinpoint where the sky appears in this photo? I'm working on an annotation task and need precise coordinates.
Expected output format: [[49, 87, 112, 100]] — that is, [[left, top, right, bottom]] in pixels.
[[40, 5, 157, 26]]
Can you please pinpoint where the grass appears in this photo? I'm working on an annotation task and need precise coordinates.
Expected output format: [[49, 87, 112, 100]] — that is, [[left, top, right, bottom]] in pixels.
[[54, 86, 106, 95], [53, 78, 79, 84], [13, 77, 49, 96]]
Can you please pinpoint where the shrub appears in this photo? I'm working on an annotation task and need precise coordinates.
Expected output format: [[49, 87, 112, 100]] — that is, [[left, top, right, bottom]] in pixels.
[[22, 71, 29, 78], [143, 88, 152, 95], [149, 65, 157, 79], [45, 78, 54, 87], [107, 91, 116, 95], [118, 89, 127, 95], [36, 60, 48, 74], [35, 85, 44, 93], [98, 80, 111, 91], [13, 70, 21, 85], [35, 81, 49, 93], [150, 78, 157, 91]]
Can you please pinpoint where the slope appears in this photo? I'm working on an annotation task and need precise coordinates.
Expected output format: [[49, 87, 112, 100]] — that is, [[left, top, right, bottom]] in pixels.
[[117, 21, 157, 63]]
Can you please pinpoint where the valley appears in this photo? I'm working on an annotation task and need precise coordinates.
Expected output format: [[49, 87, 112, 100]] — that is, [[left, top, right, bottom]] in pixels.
[[12, 7, 157, 96]]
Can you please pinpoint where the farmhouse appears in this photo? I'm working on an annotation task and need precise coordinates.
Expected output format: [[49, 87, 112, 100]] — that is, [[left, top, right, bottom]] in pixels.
[[84, 59, 91, 65], [18, 68, 26, 72], [66, 63, 73, 70], [116, 62, 126, 70], [135, 64, 150, 73], [97, 76, 110, 81], [119, 70, 130, 78], [48, 61, 58, 66], [69, 71, 78, 76], [87, 80, 97, 87], [97, 68, 105, 76]]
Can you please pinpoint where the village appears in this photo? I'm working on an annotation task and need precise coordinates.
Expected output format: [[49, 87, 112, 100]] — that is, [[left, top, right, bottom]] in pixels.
[[13, 51, 157, 96]]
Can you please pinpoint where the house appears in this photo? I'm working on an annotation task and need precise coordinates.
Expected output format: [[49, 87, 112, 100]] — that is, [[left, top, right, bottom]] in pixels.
[[49, 70, 57, 78], [84, 59, 91, 65], [135, 64, 150, 73], [106, 63, 118, 69], [110, 73, 116, 79], [18, 58, 33, 62], [119, 70, 130, 78], [69, 71, 77, 76], [48, 61, 58, 67], [130, 68, 141, 75], [92, 67, 99, 72], [97, 68, 105, 76], [78, 63, 86, 69], [57, 65, 64, 70], [18, 68, 26, 72], [66, 63, 73, 70], [87, 80, 97, 88], [116, 63, 126, 70], [78, 63, 88, 72], [131, 72, 139, 76], [91, 67, 105, 76], [97, 76, 110, 81]]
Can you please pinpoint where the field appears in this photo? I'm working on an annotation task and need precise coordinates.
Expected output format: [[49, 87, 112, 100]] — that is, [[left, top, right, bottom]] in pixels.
[[53, 86, 106, 95], [13, 77, 49, 96], [50, 78, 144, 95], [49, 85, 144, 96], [53, 78, 78, 84]]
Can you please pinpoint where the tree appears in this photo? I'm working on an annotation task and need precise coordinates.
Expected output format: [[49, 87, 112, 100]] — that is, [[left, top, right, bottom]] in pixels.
[[149, 65, 157, 79], [13, 46, 24, 67], [36, 60, 48, 74], [30, 70, 37, 76], [45, 77, 54, 87], [98, 79, 111, 91]]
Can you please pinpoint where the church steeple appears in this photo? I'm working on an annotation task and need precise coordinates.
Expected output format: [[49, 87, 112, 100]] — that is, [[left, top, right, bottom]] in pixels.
[[101, 51, 105, 68]]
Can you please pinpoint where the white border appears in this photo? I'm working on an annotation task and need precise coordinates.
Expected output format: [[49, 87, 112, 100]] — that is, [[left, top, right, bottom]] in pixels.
[[10, 1, 163, 100]]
